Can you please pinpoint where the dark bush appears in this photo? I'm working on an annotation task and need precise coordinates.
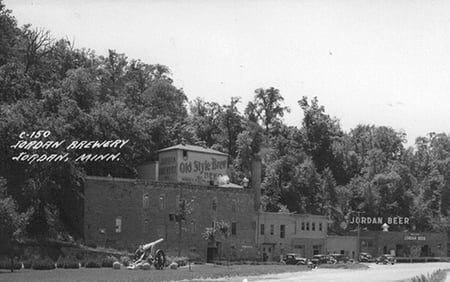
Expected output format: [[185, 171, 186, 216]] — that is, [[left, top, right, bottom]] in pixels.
[[32, 258, 56, 270], [0, 260, 22, 270], [85, 260, 101, 268], [56, 257, 80, 269], [101, 256, 117, 268]]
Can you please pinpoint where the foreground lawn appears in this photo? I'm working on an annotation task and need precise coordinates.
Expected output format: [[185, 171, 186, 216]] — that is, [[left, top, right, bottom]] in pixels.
[[0, 264, 310, 282]]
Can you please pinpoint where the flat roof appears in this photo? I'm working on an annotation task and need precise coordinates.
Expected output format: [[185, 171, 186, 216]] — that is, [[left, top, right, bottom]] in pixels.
[[158, 144, 227, 156]]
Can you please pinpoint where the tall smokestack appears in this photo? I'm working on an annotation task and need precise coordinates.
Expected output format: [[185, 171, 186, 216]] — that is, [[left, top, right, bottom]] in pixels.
[[251, 155, 262, 211]]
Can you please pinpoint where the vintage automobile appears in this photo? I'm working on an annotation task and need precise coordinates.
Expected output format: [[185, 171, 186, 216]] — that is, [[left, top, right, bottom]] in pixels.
[[310, 254, 336, 265], [375, 254, 396, 265], [329, 253, 352, 263], [284, 253, 308, 265], [359, 252, 373, 262]]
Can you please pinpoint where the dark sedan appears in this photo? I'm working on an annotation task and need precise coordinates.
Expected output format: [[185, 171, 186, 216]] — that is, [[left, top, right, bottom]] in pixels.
[[375, 254, 396, 265], [310, 254, 336, 265], [284, 253, 308, 265], [359, 252, 373, 262], [329, 253, 352, 263]]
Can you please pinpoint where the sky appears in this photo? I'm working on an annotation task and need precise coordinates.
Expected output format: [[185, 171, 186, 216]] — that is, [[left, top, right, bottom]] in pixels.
[[5, 0, 450, 147]]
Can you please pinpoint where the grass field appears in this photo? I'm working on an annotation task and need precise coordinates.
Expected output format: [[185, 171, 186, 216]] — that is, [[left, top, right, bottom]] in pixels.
[[0, 264, 311, 282]]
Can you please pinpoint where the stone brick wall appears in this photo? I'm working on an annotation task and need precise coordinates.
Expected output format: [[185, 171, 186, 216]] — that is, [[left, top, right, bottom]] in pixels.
[[83, 176, 257, 260]]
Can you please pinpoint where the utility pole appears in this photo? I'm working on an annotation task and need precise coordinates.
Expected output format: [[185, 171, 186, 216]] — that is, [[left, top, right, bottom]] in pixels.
[[356, 210, 366, 262]]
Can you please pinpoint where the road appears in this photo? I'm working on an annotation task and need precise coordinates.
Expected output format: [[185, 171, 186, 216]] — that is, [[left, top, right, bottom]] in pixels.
[[227, 262, 450, 282]]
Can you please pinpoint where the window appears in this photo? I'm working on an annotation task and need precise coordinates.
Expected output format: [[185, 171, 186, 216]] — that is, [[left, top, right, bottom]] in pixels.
[[313, 245, 322, 255], [143, 194, 149, 209], [159, 194, 165, 210], [270, 224, 274, 235], [231, 222, 237, 235], [306, 222, 310, 231], [312, 222, 316, 231], [260, 224, 265, 235], [280, 225, 285, 238], [115, 216, 122, 233], [301, 222, 305, 231], [212, 198, 217, 211], [182, 150, 188, 160], [319, 222, 323, 231]]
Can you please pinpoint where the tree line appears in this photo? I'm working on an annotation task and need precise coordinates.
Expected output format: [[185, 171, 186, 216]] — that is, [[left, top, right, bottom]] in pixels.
[[0, 0, 449, 253]]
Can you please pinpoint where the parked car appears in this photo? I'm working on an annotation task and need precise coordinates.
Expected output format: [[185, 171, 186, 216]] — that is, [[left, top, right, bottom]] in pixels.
[[375, 254, 396, 265], [310, 254, 336, 265], [329, 253, 352, 263], [284, 253, 308, 265], [359, 252, 373, 262]]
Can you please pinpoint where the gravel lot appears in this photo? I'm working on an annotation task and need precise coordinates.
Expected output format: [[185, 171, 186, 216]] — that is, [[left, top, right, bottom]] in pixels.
[[228, 262, 450, 282]]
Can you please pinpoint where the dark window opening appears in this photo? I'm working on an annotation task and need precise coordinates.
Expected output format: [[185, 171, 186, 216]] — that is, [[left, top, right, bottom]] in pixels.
[[231, 222, 237, 235], [212, 198, 217, 211], [280, 225, 285, 238]]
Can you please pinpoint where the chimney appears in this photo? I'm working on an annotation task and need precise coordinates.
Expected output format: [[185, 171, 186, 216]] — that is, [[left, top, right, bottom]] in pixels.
[[251, 155, 262, 211]]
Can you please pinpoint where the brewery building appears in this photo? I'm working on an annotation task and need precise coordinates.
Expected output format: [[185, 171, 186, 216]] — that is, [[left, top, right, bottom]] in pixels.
[[63, 143, 448, 261]]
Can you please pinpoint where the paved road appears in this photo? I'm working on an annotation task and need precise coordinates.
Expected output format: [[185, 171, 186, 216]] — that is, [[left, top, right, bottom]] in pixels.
[[228, 262, 450, 282]]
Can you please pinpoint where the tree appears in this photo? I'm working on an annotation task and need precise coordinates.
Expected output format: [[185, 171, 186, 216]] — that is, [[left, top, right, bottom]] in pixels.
[[0, 0, 20, 67], [0, 178, 28, 272], [248, 87, 289, 133], [202, 220, 231, 261], [298, 96, 346, 184], [260, 124, 304, 212], [233, 121, 264, 182], [22, 26, 55, 78], [219, 97, 244, 159], [189, 98, 223, 147]]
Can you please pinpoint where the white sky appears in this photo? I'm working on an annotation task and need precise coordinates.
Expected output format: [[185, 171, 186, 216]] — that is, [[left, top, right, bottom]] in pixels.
[[5, 0, 450, 147]]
